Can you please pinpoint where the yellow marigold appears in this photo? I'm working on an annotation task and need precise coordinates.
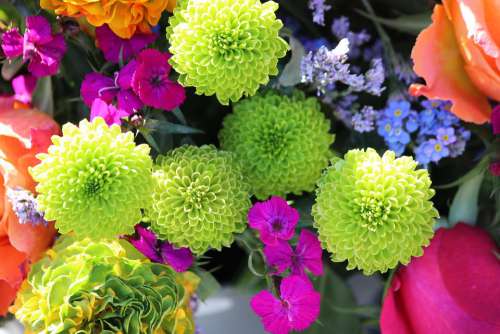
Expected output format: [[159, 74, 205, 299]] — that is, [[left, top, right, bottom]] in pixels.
[[40, 0, 176, 39]]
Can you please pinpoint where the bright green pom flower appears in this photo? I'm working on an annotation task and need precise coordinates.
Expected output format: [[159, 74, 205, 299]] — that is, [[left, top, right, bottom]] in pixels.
[[149, 145, 251, 254], [13, 236, 193, 334], [30, 117, 153, 239], [166, 0, 289, 105], [312, 149, 438, 274], [219, 91, 334, 200]]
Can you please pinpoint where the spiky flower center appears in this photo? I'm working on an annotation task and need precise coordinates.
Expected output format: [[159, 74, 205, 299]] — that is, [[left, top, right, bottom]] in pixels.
[[258, 122, 291, 157], [355, 196, 391, 231], [212, 30, 248, 55]]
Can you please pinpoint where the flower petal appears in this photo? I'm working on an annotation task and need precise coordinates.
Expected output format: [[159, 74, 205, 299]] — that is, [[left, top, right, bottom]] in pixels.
[[1, 28, 23, 58], [25, 16, 52, 44], [410, 4, 491, 124], [263, 240, 293, 275], [295, 229, 323, 276], [80, 72, 116, 107], [160, 242, 194, 272]]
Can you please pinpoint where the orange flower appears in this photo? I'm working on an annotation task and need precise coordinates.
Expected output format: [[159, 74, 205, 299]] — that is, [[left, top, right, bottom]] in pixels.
[[410, 1, 500, 124], [40, 0, 177, 39], [0, 98, 60, 315]]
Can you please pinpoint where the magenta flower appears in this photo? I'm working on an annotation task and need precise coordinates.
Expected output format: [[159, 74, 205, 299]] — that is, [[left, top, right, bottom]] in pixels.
[[12, 74, 37, 104], [248, 196, 299, 245], [492, 105, 500, 135], [131, 49, 185, 111], [1, 16, 66, 77], [264, 229, 323, 277], [81, 64, 143, 116], [250, 275, 321, 334], [127, 225, 194, 272], [95, 25, 157, 64], [90, 99, 129, 126]]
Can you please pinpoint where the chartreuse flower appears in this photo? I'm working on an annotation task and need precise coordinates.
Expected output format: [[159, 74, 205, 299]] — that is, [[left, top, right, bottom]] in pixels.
[[167, 0, 288, 105], [219, 91, 334, 199], [12, 236, 196, 334], [149, 145, 251, 254], [312, 149, 438, 274], [30, 117, 153, 239]]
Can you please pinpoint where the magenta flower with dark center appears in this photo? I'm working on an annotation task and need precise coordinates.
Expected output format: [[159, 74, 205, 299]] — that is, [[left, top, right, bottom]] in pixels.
[[248, 196, 299, 246], [127, 225, 194, 272], [1, 16, 66, 77], [95, 25, 157, 64], [131, 49, 186, 111], [250, 275, 321, 334], [264, 229, 324, 277]]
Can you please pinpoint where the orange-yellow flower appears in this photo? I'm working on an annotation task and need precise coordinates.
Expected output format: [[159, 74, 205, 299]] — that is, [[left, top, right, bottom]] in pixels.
[[0, 98, 60, 315], [40, 0, 177, 39], [411, 0, 500, 124]]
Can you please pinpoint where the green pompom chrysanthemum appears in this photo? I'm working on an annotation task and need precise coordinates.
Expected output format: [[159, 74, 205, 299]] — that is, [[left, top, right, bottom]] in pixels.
[[312, 149, 438, 274], [219, 91, 334, 200], [13, 236, 194, 334], [166, 0, 288, 105], [149, 145, 251, 254], [30, 117, 153, 239]]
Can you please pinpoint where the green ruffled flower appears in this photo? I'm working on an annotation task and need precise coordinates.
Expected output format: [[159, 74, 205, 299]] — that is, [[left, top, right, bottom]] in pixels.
[[312, 149, 438, 274], [149, 145, 251, 254], [30, 117, 153, 239], [219, 91, 334, 199], [13, 236, 193, 334], [167, 0, 288, 105]]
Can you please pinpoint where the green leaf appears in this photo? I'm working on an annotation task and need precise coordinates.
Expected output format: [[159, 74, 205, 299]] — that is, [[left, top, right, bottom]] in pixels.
[[436, 156, 489, 189], [356, 10, 431, 35], [32, 76, 54, 116], [309, 268, 363, 334], [1, 57, 24, 81], [146, 119, 204, 135], [279, 36, 305, 87], [449, 171, 485, 226], [193, 268, 221, 301]]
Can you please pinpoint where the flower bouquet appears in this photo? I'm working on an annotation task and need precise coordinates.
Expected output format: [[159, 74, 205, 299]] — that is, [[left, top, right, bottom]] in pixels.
[[0, 0, 498, 333]]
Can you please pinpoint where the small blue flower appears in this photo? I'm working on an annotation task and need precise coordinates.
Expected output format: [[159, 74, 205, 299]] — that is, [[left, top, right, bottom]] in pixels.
[[388, 141, 406, 156], [425, 139, 450, 162], [406, 111, 419, 133], [449, 137, 467, 158], [384, 100, 411, 122], [436, 127, 456, 145]]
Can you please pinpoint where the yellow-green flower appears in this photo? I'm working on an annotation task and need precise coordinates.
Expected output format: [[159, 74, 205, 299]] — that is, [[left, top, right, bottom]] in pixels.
[[312, 149, 438, 274], [30, 117, 153, 239], [149, 145, 251, 254], [219, 91, 334, 199], [13, 236, 195, 333], [167, 0, 288, 105]]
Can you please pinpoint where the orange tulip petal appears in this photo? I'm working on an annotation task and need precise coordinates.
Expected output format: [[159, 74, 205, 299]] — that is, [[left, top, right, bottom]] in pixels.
[[0, 238, 26, 287], [0, 239, 26, 316], [7, 213, 56, 260], [410, 4, 491, 124], [0, 280, 17, 316]]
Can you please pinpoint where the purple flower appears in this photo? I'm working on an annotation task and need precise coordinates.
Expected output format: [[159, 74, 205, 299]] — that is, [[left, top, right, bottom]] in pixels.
[[131, 49, 186, 111], [81, 72, 117, 106], [363, 58, 385, 96], [12, 74, 37, 104], [352, 106, 377, 133], [95, 25, 157, 64], [1, 27, 24, 58], [264, 229, 323, 277], [250, 275, 321, 334], [6, 187, 47, 226], [489, 161, 500, 177], [90, 99, 129, 126], [127, 225, 194, 272], [331, 16, 371, 59], [308, 0, 332, 26], [248, 196, 299, 246], [492, 105, 500, 135], [81, 63, 144, 116], [1, 16, 67, 77]]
